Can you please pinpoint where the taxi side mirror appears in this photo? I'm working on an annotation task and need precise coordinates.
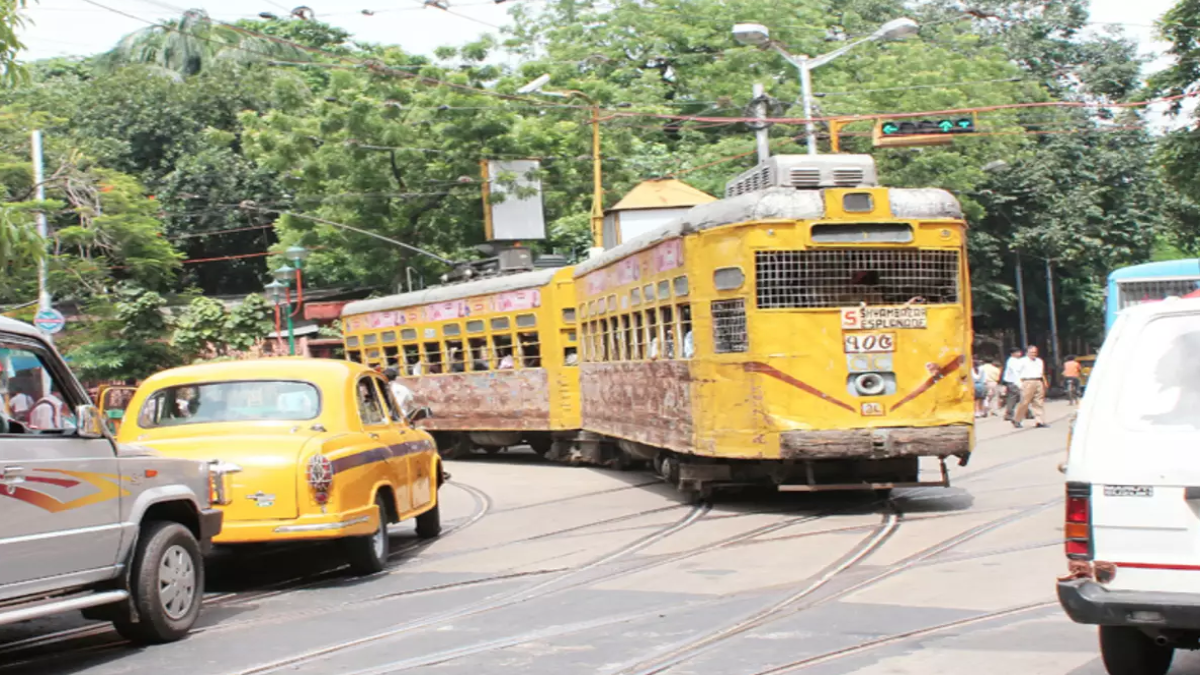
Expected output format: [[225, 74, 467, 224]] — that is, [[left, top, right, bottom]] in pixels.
[[77, 405, 107, 440], [407, 407, 432, 424]]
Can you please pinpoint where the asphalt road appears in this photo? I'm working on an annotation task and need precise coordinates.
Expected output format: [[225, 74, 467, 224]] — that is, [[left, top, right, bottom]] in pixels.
[[2, 402, 1184, 675]]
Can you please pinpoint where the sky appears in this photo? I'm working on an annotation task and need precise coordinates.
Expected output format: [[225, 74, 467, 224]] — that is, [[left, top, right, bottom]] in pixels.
[[12, 0, 1187, 120]]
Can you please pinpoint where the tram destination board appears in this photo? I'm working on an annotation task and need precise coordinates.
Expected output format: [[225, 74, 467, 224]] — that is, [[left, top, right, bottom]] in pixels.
[[841, 306, 927, 330]]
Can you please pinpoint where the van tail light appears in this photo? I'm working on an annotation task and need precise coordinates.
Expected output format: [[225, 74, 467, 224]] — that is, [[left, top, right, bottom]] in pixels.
[[1065, 482, 1092, 560]]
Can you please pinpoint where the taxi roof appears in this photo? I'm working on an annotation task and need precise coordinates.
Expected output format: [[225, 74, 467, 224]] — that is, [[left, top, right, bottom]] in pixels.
[[138, 357, 373, 391]]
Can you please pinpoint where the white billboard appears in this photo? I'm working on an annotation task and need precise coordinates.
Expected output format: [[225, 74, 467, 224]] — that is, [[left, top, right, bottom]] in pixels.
[[482, 159, 546, 242]]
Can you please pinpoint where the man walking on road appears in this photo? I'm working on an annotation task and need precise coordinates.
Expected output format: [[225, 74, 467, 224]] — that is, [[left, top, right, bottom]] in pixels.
[[1012, 345, 1049, 429], [1002, 348, 1024, 421]]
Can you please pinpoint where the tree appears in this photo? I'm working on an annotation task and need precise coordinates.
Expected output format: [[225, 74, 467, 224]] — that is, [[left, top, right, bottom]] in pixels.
[[0, 204, 42, 272], [172, 293, 272, 361], [0, 0, 30, 87], [65, 285, 179, 382], [96, 9, 309, 79]]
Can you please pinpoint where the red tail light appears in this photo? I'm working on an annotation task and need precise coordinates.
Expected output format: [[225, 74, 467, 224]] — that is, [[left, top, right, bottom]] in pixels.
[[1065, 482, 1092, 560]]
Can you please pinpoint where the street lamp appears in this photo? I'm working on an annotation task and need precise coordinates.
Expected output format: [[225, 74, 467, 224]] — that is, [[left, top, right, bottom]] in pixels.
[[733, 17, 919, 155], [264, 248, 309, 356], [519, 74, 605, 259]]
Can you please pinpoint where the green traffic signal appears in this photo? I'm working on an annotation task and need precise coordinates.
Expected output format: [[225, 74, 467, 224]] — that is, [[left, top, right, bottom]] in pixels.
[[881, 122, 900, 135], [937, 120, 954, 132], [878, 117, 976, 136]]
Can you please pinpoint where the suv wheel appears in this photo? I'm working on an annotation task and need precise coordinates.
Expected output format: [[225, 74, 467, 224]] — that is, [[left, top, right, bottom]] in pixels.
[[1100, 626, 1174, 675], [114, 522, 203, 644], [345, 494, 390, 576]]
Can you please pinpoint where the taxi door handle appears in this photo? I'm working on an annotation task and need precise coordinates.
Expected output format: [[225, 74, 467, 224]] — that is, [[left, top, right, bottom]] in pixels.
[[368, 433, 380, 440], [0, 466, 26, 485]]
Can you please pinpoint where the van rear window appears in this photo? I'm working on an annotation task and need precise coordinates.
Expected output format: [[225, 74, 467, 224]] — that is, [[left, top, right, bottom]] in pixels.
[[1120, 314, 1200, 429]]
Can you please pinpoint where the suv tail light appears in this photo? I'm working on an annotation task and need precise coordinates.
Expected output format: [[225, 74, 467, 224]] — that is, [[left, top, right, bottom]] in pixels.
[[1065, 481, 1092, 560]]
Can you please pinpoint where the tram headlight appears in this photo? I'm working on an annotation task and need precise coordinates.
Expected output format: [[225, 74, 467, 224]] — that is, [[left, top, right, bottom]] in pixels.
[[853, 372, 887, 397]]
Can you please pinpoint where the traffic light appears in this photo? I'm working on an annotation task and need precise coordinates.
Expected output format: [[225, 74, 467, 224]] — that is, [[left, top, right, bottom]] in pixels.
[[874, 117, 976, 148]]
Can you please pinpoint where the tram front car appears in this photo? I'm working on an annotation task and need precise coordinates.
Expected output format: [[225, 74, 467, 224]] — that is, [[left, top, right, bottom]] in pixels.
[[578, 155, 974, 498]]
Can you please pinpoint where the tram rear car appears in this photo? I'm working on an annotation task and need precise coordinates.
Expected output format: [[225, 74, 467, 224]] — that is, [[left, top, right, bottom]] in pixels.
[[574, 155, 974, 498], [341, 267, 582, 458]]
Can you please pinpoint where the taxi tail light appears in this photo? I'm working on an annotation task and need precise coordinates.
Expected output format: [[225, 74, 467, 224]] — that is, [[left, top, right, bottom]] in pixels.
[[1065, 482, 1092, 560], [208, 461, 242, 506], [306, 454, 335, 500]]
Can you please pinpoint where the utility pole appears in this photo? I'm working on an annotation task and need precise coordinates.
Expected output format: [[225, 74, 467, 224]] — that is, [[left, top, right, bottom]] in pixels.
[[31, 130, 49, 315], [752, 83, 770, 164], [1014, 253, 1029, 349], [1046, 258, 1061, 381]]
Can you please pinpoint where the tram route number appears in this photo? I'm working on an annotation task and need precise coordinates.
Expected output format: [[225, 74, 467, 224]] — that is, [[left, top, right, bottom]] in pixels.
[[841, 306, 927, 330], [843, 332, 895, 354], [861, 402, 885, 416]]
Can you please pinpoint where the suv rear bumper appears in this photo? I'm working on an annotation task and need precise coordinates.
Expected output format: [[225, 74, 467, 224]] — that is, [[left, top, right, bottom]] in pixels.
[[1058, 579, 1200, 629]]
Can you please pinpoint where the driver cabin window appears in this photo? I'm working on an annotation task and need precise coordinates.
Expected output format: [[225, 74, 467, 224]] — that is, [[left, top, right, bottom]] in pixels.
[[0, 342, 76, 434], [356, 378, 387, 426]]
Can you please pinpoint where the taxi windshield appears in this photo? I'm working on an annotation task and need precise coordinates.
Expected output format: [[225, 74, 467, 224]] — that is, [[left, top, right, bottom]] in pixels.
[[137, 380, 320, 428]]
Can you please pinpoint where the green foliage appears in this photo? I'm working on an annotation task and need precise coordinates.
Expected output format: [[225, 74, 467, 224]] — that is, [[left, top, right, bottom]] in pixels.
[[0, 204, 42, 272], [0, 0, 29, 88], [65, 286, 179, 382], [172, 293, 272, 360]]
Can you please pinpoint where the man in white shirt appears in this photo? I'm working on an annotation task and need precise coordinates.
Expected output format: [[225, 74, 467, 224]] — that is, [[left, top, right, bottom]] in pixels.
[[383, 367, 415, 418], [28, 390, 68, 431], [7, 389, 33, 424], [1001, 348, 1024, 421], [1012, 345, 1048, 428]]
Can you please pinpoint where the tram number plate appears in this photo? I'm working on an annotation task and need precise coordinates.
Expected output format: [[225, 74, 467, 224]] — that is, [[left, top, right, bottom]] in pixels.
[[861, 402, 885, 417], [844, 333, 895, 354], [841, 306, 928, 330]]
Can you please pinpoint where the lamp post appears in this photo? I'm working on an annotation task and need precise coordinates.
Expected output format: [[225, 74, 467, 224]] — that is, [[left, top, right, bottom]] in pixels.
[[732, 18, 919, 155], [264, 245, 310, 356], [519, 74, 604, 258]]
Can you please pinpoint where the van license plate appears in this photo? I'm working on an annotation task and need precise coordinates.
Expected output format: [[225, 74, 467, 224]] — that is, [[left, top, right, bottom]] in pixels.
[[1104, 485, 1154, 497]]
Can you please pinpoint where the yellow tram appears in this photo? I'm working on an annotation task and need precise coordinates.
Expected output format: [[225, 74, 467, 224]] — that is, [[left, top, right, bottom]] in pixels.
[[573, 154, 974, 497], [340, 267, 581, 457]]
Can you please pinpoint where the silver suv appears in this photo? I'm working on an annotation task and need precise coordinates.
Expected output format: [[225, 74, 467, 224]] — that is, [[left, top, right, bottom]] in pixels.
[[0, 316, 229, 643]]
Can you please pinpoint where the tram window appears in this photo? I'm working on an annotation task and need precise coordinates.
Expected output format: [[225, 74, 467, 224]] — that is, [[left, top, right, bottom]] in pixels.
[[659, 306, 676, 360], [347, 350, 363, 363], [633, 312, 645, 360], [466, 320, 485, 334], [657, 280, 670, 300], [644, 284, 655, 302], [383, 346, 399, 367], [381, 331, 397, 344], [607, 295, 617, 317], [622, 315, 633, 361], [347, 336, 361, 348], [493, 334, 515, 369], [403, 345, 421, 375], [516, 314, 537, 328], [620, 295, 630, 311], [400, 329, 417, 341], [365, 333, 379, 346], [468, 337, 490, 371], [599, 319, 610, 361], [518, 332, 541, 368], [446, 339, 466, 373], [712, 299, 748, 353], [674, 276, 689, 297], [587, 301, 595, 317], [679, 304, 694, 359], [491, 317, 511, 331], [631, 288, 641, 306], [564, 347, 578, 366], [563, 308, 577, 324], [422, 342, 443, 374], [598, 298, 607, 315], [444, 323, 462, 337], [644, 310, 659, 359], [567, 330, 576, 342], [367, 349, 381, 362]]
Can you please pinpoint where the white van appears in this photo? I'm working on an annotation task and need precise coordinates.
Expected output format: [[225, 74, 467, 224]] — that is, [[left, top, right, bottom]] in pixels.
[[1059, 297, 1200, 675]]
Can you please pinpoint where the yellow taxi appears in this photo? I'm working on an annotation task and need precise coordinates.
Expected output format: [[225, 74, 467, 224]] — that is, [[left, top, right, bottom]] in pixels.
[[116, 358, 443, 575]]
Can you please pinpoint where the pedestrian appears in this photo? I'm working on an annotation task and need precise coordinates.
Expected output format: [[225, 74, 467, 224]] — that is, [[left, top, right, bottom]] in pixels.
[[28, 387, 69, 431], [382, 367, 414, 418], [982, 359, 1002, 415], [1012, 345, 1049, 428], [1001, 348, 1024, 421], [972, 358, 987, 418], [7, 384, 33, 425], [1062, 354, 1082, 405]]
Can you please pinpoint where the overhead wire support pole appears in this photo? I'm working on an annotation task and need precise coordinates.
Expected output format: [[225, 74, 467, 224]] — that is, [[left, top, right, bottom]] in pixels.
[[31, 130, 49, 316], [752, 83, 770, 163], [1046, 257, 1061, 381], [1014, 252, 1029, 349]]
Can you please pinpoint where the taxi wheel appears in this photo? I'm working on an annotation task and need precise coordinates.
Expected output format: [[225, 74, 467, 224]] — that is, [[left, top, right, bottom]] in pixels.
[[415, 501, 441, 539], [113, 522, 203, 644], [345, 494, 390, 576]]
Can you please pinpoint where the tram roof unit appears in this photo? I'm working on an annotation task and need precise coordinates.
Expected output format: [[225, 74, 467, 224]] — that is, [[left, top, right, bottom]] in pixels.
[[573, 185, 964, 278], [341, 266, 564, 318], [1108, 258, 1200, 282]]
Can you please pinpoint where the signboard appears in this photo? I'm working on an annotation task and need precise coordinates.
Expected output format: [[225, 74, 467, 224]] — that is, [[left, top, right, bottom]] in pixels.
[[841, 306, 927, 330], [482, 159, 546, 242], [33, 309, 65, 334]]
